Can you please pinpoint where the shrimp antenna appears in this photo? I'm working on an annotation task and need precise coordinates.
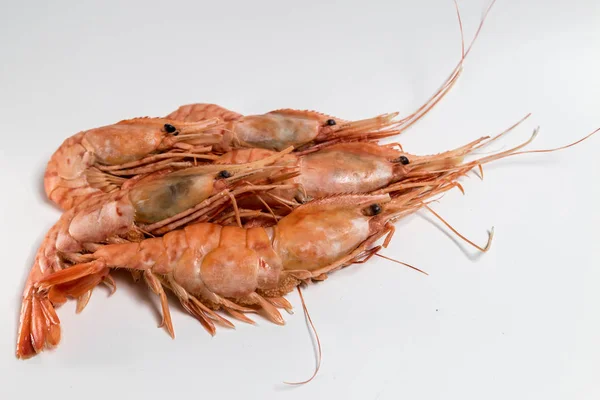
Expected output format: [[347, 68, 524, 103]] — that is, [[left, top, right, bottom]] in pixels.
[[464, 125, 598, 170], [511, 126, 599, 157], [284, 286, 322, 386], [453, 0, 465, 59], [375, 253, 429, 276], [392, 0, 497, 134], [423, 204, 494, 253]]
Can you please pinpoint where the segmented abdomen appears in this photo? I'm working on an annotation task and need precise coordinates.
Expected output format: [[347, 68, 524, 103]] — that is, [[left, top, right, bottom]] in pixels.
[[94, 223, 283, 300]]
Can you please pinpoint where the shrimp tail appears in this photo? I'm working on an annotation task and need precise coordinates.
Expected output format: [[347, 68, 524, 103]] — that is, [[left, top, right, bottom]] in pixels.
[[16, 259, 62, 359], [16, 246, 111, 360], [16, 221, 67, 359], [16, 289, 62, 359]]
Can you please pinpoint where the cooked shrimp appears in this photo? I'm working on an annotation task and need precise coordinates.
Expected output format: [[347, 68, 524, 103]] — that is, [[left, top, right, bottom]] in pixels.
[[162, 0, 494, 154], [169, 105, 405, 151], [44, 117, 223, 210], [214, 141, 472, 205], [21, 190, 445, 358]]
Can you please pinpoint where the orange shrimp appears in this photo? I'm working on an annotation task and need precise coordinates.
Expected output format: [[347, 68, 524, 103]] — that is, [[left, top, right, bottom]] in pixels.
[[162, 0, 498, 154], [214, 141, 476, 205], [44, 117, 222, 210], [20, 133, 486, 349], [22, 190, 443, 359], [168, 106, 404, 151]]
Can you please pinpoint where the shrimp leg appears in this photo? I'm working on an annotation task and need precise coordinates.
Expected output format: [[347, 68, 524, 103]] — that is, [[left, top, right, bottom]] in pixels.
[[143, 271, 175, 338]]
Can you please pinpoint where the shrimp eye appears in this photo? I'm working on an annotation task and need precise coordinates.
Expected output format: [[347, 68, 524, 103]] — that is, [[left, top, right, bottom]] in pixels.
[[396, 156, 410, 165], [164, 124, 178, 135], [217, 170, 232, 179], [326, 119, 336, 126], [363, 203, 382, 216]]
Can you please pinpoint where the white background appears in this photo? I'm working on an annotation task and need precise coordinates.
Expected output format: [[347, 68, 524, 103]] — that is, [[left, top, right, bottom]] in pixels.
[[1, 1, 599, 399]]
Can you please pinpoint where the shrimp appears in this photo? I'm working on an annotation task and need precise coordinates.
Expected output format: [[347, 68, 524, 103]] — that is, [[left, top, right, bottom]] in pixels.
[[22, 126, 493, 332], [213, 141, 475, 205], [21, 190, 445, 358], [18, 132, 481, 351], [161, 0, 496, 154], [168, 106, 404, 151], [44, 117, 223, 210]]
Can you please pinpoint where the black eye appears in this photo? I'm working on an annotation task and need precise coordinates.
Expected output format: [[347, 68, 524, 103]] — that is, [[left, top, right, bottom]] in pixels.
[[370, 204, 382, 215], [364, 203, 383, 216], [326, 119, 336, 126], [164, 124, 178, 134], [397, 156, 410, 165], [218, 170, 232, 178]]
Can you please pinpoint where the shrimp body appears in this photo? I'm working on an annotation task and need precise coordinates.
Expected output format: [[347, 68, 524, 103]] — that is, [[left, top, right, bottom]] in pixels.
[[216, 142, 464, 203], [97, 195, 384, 293], [22, 192, 427, 358], [94, 223, 283, 299], [229, 112, 324, 151], [44, 117, 220, 210], [164, 26, 467, 153], [167, 104, 402, 153]]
